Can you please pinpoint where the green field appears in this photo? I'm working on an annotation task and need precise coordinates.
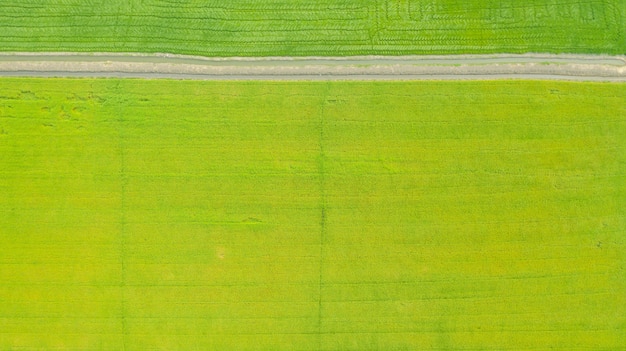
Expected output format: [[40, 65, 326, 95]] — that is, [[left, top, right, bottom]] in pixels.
[[0, 79, 624, 350], [0, 0, 624, 56]]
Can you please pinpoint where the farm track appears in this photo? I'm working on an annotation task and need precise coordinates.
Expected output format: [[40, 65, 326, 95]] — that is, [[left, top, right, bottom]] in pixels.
[[0, 53, 625, 81]]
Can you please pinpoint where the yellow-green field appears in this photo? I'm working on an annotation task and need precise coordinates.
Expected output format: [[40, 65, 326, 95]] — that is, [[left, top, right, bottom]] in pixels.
[[0, 79, 625, 350]]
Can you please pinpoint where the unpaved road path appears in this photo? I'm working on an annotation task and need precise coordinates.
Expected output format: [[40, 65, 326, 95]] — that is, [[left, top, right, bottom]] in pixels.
[[0, 53, 624, 81]]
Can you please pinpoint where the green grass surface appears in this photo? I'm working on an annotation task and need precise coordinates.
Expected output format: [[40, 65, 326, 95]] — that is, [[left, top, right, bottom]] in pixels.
[[0, 79, 625, 350], [0, 0, 625, 56]]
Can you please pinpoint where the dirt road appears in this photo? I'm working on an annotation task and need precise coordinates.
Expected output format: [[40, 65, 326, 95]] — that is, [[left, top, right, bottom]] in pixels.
[[0, 53, 624, 81]]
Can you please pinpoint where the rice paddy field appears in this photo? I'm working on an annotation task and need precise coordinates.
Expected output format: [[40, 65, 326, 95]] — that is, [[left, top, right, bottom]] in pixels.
[[0, 0, 625, 56], [0, 79, 624, 350]]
